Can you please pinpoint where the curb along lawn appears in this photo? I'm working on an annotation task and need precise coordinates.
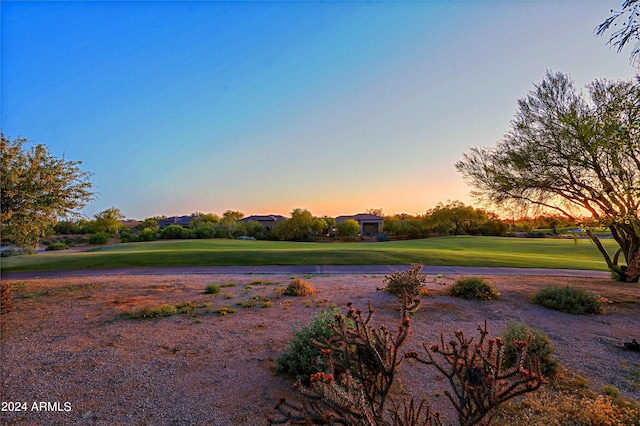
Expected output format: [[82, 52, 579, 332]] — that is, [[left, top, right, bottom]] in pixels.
[[0, 236, 619, 273]]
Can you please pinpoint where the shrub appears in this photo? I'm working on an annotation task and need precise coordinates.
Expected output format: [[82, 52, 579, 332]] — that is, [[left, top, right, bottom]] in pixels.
[[204, 284, 221, 294], [276, 308, 342, 381], [376, 232, 389, 242], [213, 306, 236, 316], [283, 278, 316, 296], [159, 225, 194, 239], [448, 276, 500, 300], [495, 370, 640, 426], [138, 228, 157, 241], [88, 232, 110, 245], [531, 285, 604, 315], [501, 321, 558, 378], [126, 304, 177, 319], [45, 242, 68, 251]]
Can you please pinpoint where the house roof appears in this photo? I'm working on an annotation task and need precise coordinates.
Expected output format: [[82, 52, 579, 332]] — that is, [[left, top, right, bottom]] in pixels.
[[335, 213, 384, 223], [158, 216, 195, 227], [240, 215, 286, 223]]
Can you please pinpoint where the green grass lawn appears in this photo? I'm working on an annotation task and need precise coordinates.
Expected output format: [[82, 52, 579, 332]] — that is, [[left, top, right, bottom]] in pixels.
[[0, 236, 620, 273]]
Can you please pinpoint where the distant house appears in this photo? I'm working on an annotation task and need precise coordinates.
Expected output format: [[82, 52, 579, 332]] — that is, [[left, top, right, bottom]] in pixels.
[[335, 214, 384, 236], [239, 214, 286, 232], [158, 216, 195, 229]]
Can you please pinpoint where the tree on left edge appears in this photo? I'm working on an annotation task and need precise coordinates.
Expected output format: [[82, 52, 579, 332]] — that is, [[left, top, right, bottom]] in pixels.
[[1, 133, 94, 252]]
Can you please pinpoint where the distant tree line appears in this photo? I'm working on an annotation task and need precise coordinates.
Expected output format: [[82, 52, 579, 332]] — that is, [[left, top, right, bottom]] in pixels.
[[44, 202, 581, 249]]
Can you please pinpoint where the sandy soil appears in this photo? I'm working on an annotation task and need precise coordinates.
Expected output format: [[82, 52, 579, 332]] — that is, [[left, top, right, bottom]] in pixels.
[[1, 273, 639, 425]]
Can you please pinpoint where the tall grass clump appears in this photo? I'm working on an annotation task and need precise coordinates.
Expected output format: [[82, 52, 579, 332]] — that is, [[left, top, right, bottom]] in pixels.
[[448, 276, 500, 300], [531, 285, 604, 315], [204, 284, 221, 294], [501, 322, 558, 378], [125, 303, 178, 319]]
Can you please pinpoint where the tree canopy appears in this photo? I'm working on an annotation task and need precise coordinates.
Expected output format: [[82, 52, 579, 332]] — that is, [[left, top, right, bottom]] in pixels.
[[93, 207, 125, 237], [272, 208, 326, 241], [596, 0, 640, 66], [1, 134, 94, 249], [456, 72, 640, 281]]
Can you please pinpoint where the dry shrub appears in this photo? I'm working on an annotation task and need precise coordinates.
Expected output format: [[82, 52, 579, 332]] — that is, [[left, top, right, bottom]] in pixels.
[[495, 370, 640, 425], [283, 278, 316, 296], [1, 282, 12, 314]]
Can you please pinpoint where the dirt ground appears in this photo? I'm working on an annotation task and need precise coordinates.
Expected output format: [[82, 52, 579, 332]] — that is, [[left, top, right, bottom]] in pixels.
[[1, 273, 639, 425]]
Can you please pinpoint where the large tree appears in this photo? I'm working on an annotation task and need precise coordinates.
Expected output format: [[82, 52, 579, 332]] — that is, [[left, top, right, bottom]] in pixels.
[[596, 0, 640, 66], [455, 72, 640, 281], [1, 134, 94, 250], [93, 207, 125, 237], [427, 200, 489, 235]]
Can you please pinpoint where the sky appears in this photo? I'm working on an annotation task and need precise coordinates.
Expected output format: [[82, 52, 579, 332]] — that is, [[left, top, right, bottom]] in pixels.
[[1, 1, 638, 220]]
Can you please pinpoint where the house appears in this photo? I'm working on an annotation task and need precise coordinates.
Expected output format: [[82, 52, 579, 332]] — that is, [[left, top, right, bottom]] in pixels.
[[239, 215, 286, 232], [335, 213, 384, 236], [158, 216, 195, 229]]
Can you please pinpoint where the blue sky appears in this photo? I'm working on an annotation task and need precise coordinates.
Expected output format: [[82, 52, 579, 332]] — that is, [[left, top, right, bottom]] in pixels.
[[2, 1, 637, 220]]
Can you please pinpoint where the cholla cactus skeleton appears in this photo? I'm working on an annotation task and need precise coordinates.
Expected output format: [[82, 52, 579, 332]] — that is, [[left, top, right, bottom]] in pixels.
[[269, 301, 442, 425], [405, 320, 545, 426]]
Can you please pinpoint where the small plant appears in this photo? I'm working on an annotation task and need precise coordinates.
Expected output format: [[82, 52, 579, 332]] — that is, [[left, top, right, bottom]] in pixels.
[[531, 285, 604, 315], [379, 263, 427, 312], [448, 276, 500, 300], [501, 321, 558, 378], [603, 385, 620, 398], [223, 293, 234, 299], [176, 300, 213, 315], [220, 282, 237, 288], [204, 284, 221, 294], [276, 308, 343, 381], [237, 295, 272, 308], [213, 306, 236, 316], [283, 278, 316, 296], [1, 282, 12, 315], [126, 304, 177, 319]]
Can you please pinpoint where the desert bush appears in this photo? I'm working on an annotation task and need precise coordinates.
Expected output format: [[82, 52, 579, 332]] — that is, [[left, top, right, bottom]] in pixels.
[[88, 232, 110, 245], [1, 282, 12, 314], [125, 304, 177, 319], [204, 284, 221, 294], [501, 321, 558, 378], [45, 242, 68, 251], [531, 285, 604, 315], [237, 295, 272, 308], [379, 263, 427, 312], [283, 278, 316, 296], [213, 306, 236, 316], [448, 276, 500, 300], [276, 308, 343, 381], [495, 370, 640, 425]]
